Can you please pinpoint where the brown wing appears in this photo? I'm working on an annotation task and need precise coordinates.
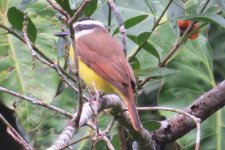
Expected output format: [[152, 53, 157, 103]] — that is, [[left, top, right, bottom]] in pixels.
[[76, 30, 136, 95]]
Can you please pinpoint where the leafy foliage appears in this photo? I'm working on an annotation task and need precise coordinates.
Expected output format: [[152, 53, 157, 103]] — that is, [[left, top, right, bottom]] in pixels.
[[0, 0, 225, 150], [7, 7, 37, 42]]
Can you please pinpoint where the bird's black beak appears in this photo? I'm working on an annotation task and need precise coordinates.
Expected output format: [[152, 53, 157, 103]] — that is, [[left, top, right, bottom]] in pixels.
[[54, 31, 70, 37]]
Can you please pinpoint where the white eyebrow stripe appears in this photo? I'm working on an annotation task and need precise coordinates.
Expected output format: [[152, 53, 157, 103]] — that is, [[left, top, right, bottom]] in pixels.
[[73, 20, 105, 28]]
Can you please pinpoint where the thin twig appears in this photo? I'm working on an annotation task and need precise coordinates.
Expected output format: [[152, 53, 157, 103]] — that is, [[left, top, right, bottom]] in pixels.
[[159, 28, 191, 67], [68, 0, 90, 128], [0, 114, 33, 150], [55, 64, 88, 101], [69, 23, 84, 128], [47, 95, 131, 150], [137, 106, 201, 150], [22, 13, 36, 69], [129, 0, 173, 61], [107, 3, 112, 32], [104, 119, 115, 134], [89, 82, 101, 134], [87, 122, 115, 150], [99, 135, 115, 150], [159, 0, 211, 67], [138, 22, 207, 89], [47, 80, 225, 150], [60, 134, 93, 149], [0, 86, 73, 118], [68, 0, 90, 24], [47, 0, 70, 21], [22, 13, 88, 102], [0, 24, 77, 85], [47, 1, 91, 149], [138, 0, 211, 89], [108, 0, 127, 55]]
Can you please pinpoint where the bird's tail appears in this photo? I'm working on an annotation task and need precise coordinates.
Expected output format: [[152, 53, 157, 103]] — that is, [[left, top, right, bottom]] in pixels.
[[126, 96, 142, 131]]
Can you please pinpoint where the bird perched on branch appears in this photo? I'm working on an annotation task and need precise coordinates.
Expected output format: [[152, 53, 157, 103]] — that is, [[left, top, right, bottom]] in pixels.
[[56, 18, 142, 131]]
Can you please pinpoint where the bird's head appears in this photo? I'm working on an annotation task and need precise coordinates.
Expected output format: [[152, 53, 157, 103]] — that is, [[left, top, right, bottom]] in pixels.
[[55, 18, 107, 38]]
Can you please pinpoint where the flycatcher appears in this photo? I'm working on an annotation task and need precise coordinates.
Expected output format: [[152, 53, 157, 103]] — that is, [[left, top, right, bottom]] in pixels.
[[58, 18, 142, 131]]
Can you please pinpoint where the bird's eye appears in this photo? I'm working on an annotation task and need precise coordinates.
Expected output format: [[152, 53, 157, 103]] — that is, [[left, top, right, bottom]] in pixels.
[[75, 24, 82, 31]]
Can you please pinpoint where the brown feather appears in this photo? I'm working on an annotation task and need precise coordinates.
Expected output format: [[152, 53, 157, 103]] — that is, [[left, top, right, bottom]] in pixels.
[[77, 30, 135, 96], [76, 29, 141, 130]]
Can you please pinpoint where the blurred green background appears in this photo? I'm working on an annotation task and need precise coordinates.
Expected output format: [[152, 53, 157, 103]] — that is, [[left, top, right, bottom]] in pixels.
[[0, 0, 225, 149]]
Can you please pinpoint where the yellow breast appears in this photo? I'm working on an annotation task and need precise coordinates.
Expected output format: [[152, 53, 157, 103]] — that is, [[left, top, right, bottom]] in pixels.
[[69, 47, 124, 99]]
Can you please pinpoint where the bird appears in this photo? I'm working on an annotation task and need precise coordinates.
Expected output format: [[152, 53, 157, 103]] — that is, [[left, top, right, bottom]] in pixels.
[[56, 18, 142, 131]]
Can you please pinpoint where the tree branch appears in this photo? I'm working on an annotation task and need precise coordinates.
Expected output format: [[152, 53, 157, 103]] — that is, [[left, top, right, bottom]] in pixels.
[[48, 80, 225, 150], [0, 24, 77, 85], [47, 95, 154, 150], [138, 0, 211, 89], [129, 0, 173, 61], [137, 107, 201, 150], [60, 134, 92, 149], [2, 77, 225, 150], [152, 80, 225, 149], [47, 0, 70, 21], [67, 0, 90, 128], [0, 113, 33, 150], [68, 0, 90, 24], [0, 86, 73, 118], [108, 0, 127, 55]]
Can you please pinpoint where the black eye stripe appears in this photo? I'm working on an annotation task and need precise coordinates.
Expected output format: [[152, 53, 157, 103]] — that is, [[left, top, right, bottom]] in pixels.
[[75, 24, 100, 31]]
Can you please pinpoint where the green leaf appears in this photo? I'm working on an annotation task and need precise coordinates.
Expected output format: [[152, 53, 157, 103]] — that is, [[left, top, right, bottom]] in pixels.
[[95, 140, 108, 149], [54, 87, 77, 112], [142, 120, 161, 131], [113, 14, 149, 35], [148, 20, 225, 149], [1, 0, 60, 124], [7, 7, 37, 42], [128, 33, 160, 62], [83, 0, 98, 16], [127, 34, 137, 43], [142, 42, 160, 62], [137, 32, 151, 45], [0, 1, 63, 148], [130, 57, 140, 71], [134, 67, 178, 77], [181, 13, 225, 28], [0, 56, 13, 72], [111, 134, 121, 150], [144, 0, 156, 16]]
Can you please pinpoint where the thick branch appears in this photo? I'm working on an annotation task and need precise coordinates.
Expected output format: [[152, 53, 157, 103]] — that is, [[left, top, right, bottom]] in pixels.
[[48, 95, 153, 150], [3, 80, 225, 149], [152, 80, 225, 148]]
